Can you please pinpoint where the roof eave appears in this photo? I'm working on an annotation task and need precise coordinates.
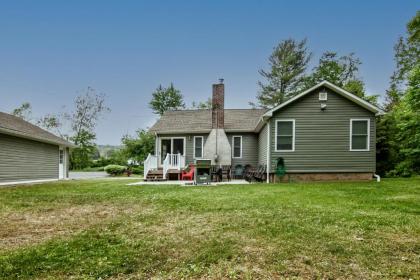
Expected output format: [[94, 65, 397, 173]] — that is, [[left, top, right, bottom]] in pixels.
[[0, 127, 76, 148], [263, 80, 384, 117]]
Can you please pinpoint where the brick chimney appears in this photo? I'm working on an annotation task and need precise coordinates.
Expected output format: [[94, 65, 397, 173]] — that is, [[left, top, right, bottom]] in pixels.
[[212, 79, 224, 128]]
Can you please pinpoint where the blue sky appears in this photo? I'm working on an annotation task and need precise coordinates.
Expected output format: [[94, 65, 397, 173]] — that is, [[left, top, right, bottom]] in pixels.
[[0, 1, 418, 145]]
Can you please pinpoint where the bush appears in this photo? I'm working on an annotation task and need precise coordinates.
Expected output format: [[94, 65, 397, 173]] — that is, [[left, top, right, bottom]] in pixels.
[[131, 166, 144, 175], [104, 165, 127, 176]]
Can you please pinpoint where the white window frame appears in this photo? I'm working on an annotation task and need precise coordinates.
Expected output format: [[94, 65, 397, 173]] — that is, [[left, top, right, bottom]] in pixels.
[[274, 119, 295, 152], [193, 136, 204, 159], [158, 137, 186, 165], [350, 118, 370, 151], [232, 135, 242, 159]]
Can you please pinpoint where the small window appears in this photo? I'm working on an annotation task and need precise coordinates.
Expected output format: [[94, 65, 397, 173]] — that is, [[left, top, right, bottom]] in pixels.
[[194, 136, 203, 158], [319, 90, 328, 101], [59, 149, 64, 164], [275, 120, 295, 151], [232, 136, 242, 158], [350, 119, 369, 151]]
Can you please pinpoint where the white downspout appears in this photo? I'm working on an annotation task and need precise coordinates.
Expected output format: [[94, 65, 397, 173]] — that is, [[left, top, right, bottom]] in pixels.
[[266, 120, 270, 183], [374, 174, 380, 182]]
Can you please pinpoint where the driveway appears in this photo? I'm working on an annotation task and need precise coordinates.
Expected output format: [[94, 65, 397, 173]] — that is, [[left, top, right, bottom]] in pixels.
[[69, 172, 109, 180]]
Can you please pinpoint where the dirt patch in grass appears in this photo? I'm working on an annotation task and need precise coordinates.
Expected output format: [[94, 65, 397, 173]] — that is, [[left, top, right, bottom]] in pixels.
[[0, 203, 150, 250]]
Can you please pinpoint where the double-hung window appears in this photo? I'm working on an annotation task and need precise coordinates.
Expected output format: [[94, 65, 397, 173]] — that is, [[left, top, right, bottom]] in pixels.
[[194, 136, 204, 158], [275, 119, 295, 152], [232, 136, 242, 158], [350, 119, 370, 151]]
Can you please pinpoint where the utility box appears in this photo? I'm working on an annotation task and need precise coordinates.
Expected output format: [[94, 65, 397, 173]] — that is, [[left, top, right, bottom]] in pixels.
[[194, 159, 212, 185]]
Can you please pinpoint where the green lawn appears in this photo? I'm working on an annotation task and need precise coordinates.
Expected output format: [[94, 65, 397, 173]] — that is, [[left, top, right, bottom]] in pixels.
[[0, 178, 419, 279]]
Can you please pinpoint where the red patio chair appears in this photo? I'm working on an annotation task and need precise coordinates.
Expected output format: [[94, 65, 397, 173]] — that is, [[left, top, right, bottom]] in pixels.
[[181, 165, 195, 181]]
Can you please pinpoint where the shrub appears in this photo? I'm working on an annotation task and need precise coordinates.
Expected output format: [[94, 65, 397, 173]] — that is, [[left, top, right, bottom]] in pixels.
[[131, 166, 144, 175], [104, 165, 127, 176]]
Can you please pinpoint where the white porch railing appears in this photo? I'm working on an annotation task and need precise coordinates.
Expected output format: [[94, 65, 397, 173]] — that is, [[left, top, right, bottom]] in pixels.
[[143, 153, 158, 178], [163, 153, 185, 179]]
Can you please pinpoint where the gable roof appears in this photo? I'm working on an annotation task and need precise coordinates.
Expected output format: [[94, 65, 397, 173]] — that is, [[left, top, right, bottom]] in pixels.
[[149, 109, 267, 134], [0, 112, 75, 147], [263, 80, 385, 118]]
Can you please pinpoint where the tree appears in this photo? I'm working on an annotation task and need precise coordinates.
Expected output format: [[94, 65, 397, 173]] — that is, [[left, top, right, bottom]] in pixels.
[[377, 11, 420, 177], [392, 64, 420, 176], [255, 38, 312, 108], [70, 129, 97, 170], [390, 11, 420, 88], [68, 87, 110, 169], [121, 129, 155, 164], [11, 102, 32, 121], [36, 113, 64, 137], [306, 52, 361, 87], [191, 98, 212, 109], [305, 51, 378, 104], [149, 83, 185, 115]]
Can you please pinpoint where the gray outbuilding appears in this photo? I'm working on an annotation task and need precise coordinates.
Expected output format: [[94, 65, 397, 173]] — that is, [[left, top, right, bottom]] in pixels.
[[0, 112, 75, 185]]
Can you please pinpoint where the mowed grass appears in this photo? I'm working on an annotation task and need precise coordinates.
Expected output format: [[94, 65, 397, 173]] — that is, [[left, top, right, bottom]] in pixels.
[[0, 178, 419, 279]]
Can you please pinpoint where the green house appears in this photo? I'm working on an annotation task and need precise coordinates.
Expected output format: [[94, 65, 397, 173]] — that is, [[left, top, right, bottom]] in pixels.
[[147, 80, 383, 182]]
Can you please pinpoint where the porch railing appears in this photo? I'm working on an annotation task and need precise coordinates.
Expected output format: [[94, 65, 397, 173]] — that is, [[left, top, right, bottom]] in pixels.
[[143, 153, 158, 178], [163, 153, 185, 179]]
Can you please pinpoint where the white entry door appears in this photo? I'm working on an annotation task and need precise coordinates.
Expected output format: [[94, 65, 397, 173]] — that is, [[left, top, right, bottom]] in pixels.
[[59, 148, 64, 179]]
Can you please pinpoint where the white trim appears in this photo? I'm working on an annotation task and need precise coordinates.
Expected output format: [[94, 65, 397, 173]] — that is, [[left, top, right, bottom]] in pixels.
[[231, 135, 242, 159], [158, 137, 187, 166], [266, 121, 270, 183], [350, 118, 370, 151], [274, 119, 295, 152], [59, 147, 65, 179], [263, 80, 384, 118], [193, 136, 204, 159], [0, 178, 59, 187]]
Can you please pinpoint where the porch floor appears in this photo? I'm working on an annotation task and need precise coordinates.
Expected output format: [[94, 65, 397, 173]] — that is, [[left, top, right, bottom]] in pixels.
[[127, 179, 249, 186]]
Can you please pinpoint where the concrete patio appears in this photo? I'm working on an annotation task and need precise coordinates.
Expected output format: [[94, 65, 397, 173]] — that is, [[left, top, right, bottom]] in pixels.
[[127, 179, 249, 186]]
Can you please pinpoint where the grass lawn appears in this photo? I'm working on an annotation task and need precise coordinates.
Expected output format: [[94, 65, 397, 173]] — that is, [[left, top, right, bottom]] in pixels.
[[0, 178, 419, 279]]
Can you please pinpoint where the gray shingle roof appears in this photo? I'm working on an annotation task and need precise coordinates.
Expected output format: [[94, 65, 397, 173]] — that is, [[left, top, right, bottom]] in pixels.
[[0, 112, 75, 147], [149, 109, 267, 134]]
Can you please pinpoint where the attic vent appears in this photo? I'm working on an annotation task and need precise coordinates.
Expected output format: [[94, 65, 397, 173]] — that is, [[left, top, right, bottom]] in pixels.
[[319, 90, 328, 101]]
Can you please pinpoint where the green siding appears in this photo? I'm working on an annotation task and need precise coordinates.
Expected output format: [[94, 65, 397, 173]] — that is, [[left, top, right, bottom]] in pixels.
[[157, 132, 258, 167], [0, 133, 59, 183], [226, 133, 258, 167], [258, 124, 268, 165], [269, 87, 376, 173], [158, 134, 207, 165]]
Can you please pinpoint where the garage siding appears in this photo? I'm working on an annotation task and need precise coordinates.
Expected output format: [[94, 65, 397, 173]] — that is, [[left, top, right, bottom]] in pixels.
[[0, 133, 59, 183]]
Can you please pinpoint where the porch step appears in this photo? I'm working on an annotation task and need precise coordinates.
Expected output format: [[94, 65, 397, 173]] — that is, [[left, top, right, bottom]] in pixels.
[[145, 169, 164, 181]]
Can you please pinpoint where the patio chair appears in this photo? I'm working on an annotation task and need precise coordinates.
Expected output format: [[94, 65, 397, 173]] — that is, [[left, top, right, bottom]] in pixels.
[[233, 164, 244, 179], [222, 165, 231, 181], [181, 164, 195, 181]]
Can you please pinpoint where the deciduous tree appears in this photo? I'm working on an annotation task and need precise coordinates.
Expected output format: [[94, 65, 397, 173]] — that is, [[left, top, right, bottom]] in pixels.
[[149, 83, 185, 115]]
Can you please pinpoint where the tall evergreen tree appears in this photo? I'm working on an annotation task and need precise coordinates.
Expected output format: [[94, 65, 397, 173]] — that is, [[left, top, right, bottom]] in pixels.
[[255, 38, 312, 108]]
